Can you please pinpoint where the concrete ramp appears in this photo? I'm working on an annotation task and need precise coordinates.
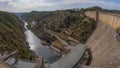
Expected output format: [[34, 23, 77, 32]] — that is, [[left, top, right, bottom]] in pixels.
[[86, 22, 120, 67]]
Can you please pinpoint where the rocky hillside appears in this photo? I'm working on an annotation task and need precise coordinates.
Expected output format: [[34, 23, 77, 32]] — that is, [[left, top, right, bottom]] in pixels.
[[22, 10, 96, 44], [0, 11, 35, 60]]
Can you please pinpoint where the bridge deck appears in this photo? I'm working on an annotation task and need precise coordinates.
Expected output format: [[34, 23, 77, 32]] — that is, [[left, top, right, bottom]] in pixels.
[[50, 44, 87, 68]]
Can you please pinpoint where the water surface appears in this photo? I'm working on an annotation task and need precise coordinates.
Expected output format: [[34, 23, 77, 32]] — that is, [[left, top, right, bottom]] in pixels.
[[24, 21, 59, 63]]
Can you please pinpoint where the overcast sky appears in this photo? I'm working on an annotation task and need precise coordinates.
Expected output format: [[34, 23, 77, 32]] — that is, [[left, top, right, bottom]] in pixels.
[[0, 0, 120, 12]]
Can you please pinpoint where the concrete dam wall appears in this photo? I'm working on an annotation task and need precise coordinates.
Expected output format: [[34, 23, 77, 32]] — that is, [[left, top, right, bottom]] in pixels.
[[86, 11, 120, 29], [85, 12, 120, 67]]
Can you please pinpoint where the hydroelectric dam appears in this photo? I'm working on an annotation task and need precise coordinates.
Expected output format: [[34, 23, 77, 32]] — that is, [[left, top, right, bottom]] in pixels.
[[85, 11, 120, 68], [0, 11, 120, 68]]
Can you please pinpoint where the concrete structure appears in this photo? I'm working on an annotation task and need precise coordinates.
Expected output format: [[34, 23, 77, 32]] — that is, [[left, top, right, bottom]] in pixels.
[[1, 11, 120, 68], [2, 51, 18, 64], [34, 56, 44, 68], [85, 11, 120, 29], [0, 61, 15, 68], [50, 44, 87, 68], [85, 11, 120, 67]]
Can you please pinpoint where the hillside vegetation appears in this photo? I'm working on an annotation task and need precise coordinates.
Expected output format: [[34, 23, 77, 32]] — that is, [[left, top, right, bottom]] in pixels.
[[22, 10, 96, 44], [0, 11, 35, 60]]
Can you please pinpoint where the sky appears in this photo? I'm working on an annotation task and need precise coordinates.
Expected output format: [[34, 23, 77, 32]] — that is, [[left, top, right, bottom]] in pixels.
[[0, 0, 120, 12]]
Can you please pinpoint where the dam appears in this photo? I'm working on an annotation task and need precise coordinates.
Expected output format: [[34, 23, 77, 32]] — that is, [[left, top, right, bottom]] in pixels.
[[51, 11, 120, 68], [0, 11, 120, 68], [30, 11, 120, 68], [85, 11, 120, 68]]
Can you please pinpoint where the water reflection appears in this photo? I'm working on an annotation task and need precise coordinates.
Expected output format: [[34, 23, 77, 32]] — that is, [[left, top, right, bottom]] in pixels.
[[24, 22, 59, 63]]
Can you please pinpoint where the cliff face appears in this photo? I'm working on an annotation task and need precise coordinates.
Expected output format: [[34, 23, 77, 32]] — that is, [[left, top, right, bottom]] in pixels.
[[0, 11, 35, 60], [85, 12, 120, 67]]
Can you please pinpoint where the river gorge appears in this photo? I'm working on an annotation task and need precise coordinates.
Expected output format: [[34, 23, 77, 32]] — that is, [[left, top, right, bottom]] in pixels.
[[1, 6, 120, 68], [24, 21, 60, 63], [6, 20, 60, 68]]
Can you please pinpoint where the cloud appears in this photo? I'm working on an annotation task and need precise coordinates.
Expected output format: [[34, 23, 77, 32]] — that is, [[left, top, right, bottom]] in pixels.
[[0, 0, 119, 12], [61, 0, 119, 7], [0, 0, 56, 12]]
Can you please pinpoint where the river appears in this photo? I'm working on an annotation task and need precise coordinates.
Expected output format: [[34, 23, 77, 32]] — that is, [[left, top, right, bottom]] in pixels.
[[24, 21, 59, 63], [7, 20, 60, 68]]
